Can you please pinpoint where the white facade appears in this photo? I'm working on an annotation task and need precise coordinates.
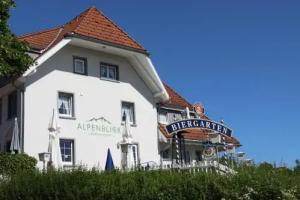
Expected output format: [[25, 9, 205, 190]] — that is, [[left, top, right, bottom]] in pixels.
[[0, 42, 167, 169]]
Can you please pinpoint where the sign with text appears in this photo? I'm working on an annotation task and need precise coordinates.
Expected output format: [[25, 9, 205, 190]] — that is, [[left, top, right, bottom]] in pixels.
[[77, 117, 121, 136], [166, 119, 232, 137]]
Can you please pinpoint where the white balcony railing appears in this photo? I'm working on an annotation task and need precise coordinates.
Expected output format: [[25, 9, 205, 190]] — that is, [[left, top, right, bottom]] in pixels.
[[139, 160, 236, 175]]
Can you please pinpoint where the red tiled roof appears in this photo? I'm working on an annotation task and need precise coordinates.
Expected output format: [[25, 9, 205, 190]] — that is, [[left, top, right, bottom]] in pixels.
[[18, 6, 146, 53], [18, 27, 62, 50], [163, 83, 193, 110], [159, 123, 240, 146], [162, 83, 210, 120]]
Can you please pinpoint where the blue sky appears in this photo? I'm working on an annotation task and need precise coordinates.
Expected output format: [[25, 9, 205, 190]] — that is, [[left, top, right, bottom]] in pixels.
[[10, 1, 300, 166]]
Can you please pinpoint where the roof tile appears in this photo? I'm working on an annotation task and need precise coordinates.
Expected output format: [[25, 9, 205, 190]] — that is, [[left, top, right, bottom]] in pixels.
[[163, 83, 193, 110], [17, 7, 146, 53]]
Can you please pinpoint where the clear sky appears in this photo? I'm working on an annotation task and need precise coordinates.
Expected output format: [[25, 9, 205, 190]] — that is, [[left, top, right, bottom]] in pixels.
[[9, 0, 300, 166]]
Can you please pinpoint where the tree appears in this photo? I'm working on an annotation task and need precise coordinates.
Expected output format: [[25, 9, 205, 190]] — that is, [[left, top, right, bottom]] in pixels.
[[0, 0, 34, 77], [257, 162, 274, 171]]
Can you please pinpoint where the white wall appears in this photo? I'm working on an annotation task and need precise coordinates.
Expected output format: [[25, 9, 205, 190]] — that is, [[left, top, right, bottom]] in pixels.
[[24, 45, 160, 169]]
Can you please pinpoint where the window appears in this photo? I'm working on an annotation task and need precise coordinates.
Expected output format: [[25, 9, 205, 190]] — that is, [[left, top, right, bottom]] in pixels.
[[162, 149, 170, 159], [121, 102, 135, 124], [0, 98, 2, 124], [58, 92, 74, 118], [60, 139, 74, 164], [131, 144, 139, 167], [100, 62, 119, 80], [73, 57, 87, 75], [184, 151, 191, 164], [159, 111, 168, 124], [8, 91, 17, 120], [167, 112, 182, 123], [195, 151, 203, 162]]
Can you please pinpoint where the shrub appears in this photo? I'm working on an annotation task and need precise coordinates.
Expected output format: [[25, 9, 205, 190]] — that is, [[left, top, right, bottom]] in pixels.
[[0, 153, 37, 175], [0, 167, 298, 200]]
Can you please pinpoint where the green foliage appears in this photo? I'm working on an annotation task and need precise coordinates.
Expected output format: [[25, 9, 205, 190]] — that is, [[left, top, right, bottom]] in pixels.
[[257, 161, 275, 171], [0, 166, 299, 200], [295, 159, 300, 175], [0, 153, 37, 175], [0, 0, 34, 76]]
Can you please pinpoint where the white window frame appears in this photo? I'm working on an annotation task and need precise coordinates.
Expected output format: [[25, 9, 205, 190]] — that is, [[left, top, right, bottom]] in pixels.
[[73, 56, 87, 75], [57, 92, 75, 118], [100, 62, 118, 81], [121, 101, 136, 125], [59, 139, 75, 166]]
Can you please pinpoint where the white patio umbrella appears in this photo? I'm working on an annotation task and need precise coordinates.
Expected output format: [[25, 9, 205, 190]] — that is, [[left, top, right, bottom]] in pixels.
[[121, 111, 135, 169], [48, 109, 62, 168], [10, 117, 20, 154], [122, 110, 133, 144]]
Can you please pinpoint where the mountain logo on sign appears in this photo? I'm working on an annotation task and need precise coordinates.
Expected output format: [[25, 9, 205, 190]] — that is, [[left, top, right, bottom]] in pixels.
[[88, 117, 111, 124]]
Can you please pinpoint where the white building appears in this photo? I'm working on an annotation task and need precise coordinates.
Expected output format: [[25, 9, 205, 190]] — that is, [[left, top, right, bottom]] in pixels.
[[0, 7, 168, 169], [0, 7, 240, 170]]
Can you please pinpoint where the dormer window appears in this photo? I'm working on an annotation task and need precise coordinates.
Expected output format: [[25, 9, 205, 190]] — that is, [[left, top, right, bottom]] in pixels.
[[100, 62, 119, 81], [73, 56, 87, 75]]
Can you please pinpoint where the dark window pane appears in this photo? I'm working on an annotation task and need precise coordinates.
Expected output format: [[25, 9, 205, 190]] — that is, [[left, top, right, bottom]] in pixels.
[[65, 149, 71, 155], [100, 66, 107, 78], [64, 155, 71, 162], [8, 91, 17, 119], [0, 99, 2, 124], [108, 67, 116, 79]]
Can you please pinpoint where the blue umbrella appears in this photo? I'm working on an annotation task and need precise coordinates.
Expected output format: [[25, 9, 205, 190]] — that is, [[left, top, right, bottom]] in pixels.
[[105, 148, 114, 171]]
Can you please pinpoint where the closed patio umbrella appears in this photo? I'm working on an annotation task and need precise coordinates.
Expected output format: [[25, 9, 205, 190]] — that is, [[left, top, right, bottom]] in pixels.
[[120, 111, 137, 170], [122, 111, 132, 144], [105, 148, 114, 171], [48, 109, 62, 168], [10, 118, 20, 153]]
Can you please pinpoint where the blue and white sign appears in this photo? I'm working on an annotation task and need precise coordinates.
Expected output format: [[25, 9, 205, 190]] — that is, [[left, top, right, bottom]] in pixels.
[[166, 119, 232, 136]]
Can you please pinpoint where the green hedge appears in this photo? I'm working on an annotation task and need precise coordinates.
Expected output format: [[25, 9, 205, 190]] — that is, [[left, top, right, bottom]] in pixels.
[[0, 166, 299, 200], [0, 153, 37, 175]]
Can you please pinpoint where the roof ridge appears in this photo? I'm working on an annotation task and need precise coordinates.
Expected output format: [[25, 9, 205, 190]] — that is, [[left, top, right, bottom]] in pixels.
[[17, 26, 62, 39], [63, 6, 93, 32], [36, 7, 95, 52], [80, 7, 145, 50], [17, 7, 93, 39], [17, 6, 146, 53], [41, 27, 64, 53]]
